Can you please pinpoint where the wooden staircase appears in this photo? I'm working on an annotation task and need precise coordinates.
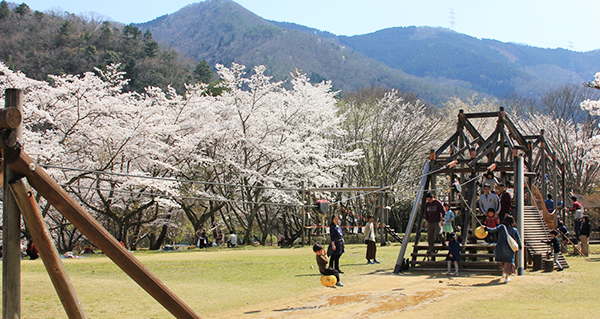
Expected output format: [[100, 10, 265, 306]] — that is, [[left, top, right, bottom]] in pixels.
[[523, 206, 569, 269], [383, 225, 403, 242], [407, 206, 568, 273], [409, 243, 503, 274]]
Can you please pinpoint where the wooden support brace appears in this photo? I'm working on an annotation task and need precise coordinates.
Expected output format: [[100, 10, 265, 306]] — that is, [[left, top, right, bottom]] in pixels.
[[4, 148, 201, 319], [0, 105, 22, 129], [9, 178, 87, 319]]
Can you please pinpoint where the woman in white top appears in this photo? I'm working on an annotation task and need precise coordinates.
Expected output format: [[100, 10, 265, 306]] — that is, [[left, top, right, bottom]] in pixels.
[[364, 215, 379, 264]]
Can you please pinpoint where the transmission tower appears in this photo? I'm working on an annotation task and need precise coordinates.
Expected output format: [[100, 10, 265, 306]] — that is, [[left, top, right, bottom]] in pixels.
[[449, 8, 455, 30]]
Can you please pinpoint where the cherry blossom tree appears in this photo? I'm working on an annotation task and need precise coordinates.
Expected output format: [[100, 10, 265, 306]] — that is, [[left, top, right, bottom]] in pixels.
[[0, 62, 179, 250], [1, 61, 361, 248]]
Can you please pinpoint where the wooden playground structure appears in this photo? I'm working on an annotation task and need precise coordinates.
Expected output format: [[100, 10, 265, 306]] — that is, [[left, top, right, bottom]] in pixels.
[[394, 107, 570, 274], [2, 89, 201, 318]]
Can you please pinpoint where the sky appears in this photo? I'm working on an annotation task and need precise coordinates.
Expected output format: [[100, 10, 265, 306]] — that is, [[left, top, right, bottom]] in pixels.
[[20, 0, 600, 52]]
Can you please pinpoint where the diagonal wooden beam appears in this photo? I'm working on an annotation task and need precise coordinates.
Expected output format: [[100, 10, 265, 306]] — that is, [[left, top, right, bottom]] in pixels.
[[4, 147, 201, 319], [503, 116, 528, 147], [10, 178, 87, 319], [469, 141, 499, 167], [435, 131, 460, 157]]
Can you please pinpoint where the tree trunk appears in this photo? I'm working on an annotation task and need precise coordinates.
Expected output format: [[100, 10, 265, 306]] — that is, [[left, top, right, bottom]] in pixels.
[[150, 224, 169, 250]]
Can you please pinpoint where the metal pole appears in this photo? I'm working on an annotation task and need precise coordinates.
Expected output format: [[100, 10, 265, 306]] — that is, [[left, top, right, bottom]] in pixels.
[[516, 156, 525, 276], [394, 161, 429, 273], [552, 155, 558, 226], [3, 88, 23, 319]]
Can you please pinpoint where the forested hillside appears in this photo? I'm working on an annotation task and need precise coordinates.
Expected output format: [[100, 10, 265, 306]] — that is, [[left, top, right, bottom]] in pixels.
[[0, 1, 196, 93], [336, 27, 600, 98], [137, 0, 473, 105]]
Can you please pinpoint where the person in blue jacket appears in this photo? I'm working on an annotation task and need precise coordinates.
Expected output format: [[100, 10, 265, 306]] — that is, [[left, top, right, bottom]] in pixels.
[[328, 214, 345, 273], [445, 232, 460, 276], [485, 215, 522, 283]]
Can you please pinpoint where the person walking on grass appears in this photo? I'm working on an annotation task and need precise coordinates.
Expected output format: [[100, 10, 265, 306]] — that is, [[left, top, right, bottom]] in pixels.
[[364, 215, 380, 264], [328, 214, 345, 273], [445, 232, 460, 276], [424, 193, 446, 255], [542, 230, 563, 271], [580, 215, 591, 257], [485, 215, 522, 283], [313, 243, 344, 287]]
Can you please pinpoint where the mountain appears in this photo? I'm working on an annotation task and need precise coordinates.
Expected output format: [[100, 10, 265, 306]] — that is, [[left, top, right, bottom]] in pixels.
[[136, 0, 474, 105], [335, 27, 600, 97]]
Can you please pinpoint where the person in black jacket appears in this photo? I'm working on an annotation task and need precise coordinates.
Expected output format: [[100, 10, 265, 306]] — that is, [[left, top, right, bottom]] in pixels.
[[542, 230, 563, 271], [580, 216, 591, 257]]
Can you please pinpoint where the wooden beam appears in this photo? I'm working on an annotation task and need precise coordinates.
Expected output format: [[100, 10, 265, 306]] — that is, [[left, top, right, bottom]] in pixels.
[[469, 141, 499, 167], [435, 131, 460, 157], [4, 148, 201, 319], [0, 108, 22, 129], [503, 116, 528, 147], [3, 88, 22, 319], [462, 111, 501, 118], [9, 178, 87, 319]]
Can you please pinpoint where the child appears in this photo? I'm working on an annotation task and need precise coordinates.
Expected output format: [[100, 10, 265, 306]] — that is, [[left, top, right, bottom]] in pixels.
[[445, 232, 460, 275], [484, 208, 499, 244], [313, 243, 344, 287], [443, 203, 455, 241], [542, 230, 563, 271]]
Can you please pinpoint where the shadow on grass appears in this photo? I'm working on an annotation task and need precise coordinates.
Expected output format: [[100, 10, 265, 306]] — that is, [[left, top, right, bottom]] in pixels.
[[294, 274, 321, 277], [470, 279, 504, 286], [585, 257, 600, 262]]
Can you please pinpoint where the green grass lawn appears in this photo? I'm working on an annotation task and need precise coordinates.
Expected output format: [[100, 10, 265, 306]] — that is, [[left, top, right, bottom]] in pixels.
[[3, 243, 600, 318], [3, 243, 403, 318]]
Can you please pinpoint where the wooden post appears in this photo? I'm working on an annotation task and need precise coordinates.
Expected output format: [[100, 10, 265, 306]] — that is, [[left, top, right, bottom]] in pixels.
[[541, 131, 547, 198], [4, 148, 201, 319], [3, 88, 23, 319], [9, 178, 87, 319], [301, 182, 306, 247]]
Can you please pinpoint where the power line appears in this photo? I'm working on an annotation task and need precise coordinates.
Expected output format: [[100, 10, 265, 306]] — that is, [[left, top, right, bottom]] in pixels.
[[40, 164, 304, 192], [58, 184, 306, 207]]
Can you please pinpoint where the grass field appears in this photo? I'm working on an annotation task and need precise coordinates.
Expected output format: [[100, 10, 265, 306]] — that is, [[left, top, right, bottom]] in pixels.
[[3, 243, 600, 318]]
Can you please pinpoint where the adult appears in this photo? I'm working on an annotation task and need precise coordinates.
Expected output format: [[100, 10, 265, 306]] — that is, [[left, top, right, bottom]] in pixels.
[[424, 192, 446, 255], [215, 230, 224, 246], [478, 183, 499, 217], [25, 239, 39, 260], [443, 203, 455, 240], [545, 194, 555, 214], [328, 214, 345, 273], [580, 215, 591, 257], [485, 215, 522, 283], [196, 226, 208, 249], [364, 215, 379, 264], [482, 172, 499, 193], [568, 196, 583, 238], [227, 231, 238, 248], [496, 183, 512, 223]]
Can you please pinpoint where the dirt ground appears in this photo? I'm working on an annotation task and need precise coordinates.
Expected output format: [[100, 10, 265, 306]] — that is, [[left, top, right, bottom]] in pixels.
[[211, 267, 542, 319]]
